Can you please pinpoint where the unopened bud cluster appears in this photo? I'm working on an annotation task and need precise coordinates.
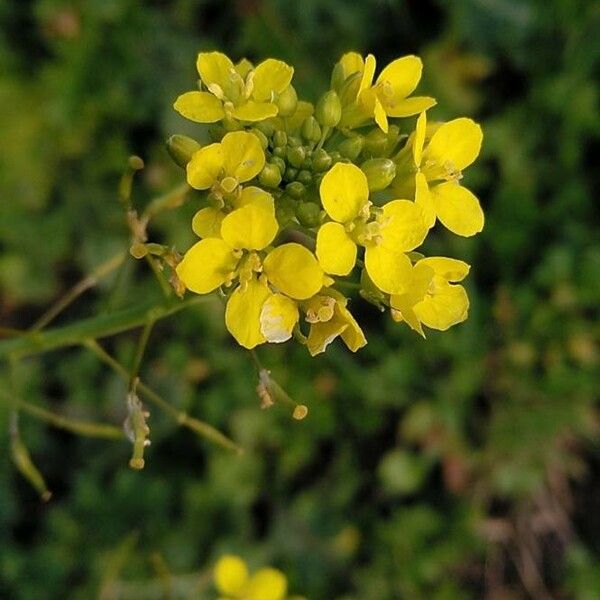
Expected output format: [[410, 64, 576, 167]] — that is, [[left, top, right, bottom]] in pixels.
[[163, 51, 485, 354]]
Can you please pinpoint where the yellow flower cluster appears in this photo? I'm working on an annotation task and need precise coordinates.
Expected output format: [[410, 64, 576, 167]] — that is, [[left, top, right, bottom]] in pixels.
[[213, 555, 303, 600], [168, 51, 484, 353]]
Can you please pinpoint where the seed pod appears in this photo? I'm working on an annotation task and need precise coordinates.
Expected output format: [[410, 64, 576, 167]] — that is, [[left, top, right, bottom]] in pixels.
[[166, 135, 201, 167], [315, 90, 342, 127], [361, 158, 397, 192]]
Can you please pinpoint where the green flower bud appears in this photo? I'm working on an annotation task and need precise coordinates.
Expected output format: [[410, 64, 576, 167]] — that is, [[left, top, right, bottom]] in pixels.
[[273, 130, 287, 148], [277, 84, 298, 117], [250, 128, 269, 150], [302, 157, 313, 170], [296, 169, 312, 185], [276, 194, 297, 227], [258, 163, 282, 188], [315, 90, 342, 127], [312, 148, 332, 172], [270, 156, 286, 174], [301, 116, 322, 143], [361, 158, 397, 192], [329, 150, 342, 163], [222, 115, 242, 131], [337, 135, 364, 160], [254, 120, 276, 137], [330, 60, 346, 92], [287, 135, 302, 148], [284, 166, 298, 181], [273, 146, 286, 158], [296, 202, 321, 227], [166, 135, 201, 168], [363, 128, 389, 157], [287, 146, 306, 168], [286, 181, 305, 198]]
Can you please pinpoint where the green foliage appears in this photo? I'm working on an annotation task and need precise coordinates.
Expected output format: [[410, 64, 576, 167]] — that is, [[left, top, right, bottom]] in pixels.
[[0, 1, 598, 598]]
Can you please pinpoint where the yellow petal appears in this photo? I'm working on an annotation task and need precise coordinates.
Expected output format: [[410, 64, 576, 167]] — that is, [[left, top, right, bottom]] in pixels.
[[413, 111, 427, 166], [220, 131, 266, 182], [192, 207, 224, 238], [316, 222, 357, 276], [176, 238, 237, 294], [235, 186, 275, 213], [431, 182, 484, 237], [338, 303, 367, 352], [359, 53, 376, 92], [260, 293, 299, 343], [384, 96, 437, 118], [374, 97, 388, 132], [380, 199, 428, 252], [390, 294, 425, 337], [186, 143, 224, 190], [337, 52, 365, 81], [196, 51, 234, 89], [263, 243, 324, 300], [282, 100, 314, 132], [376, 55, 422, 100], [423, 117, 483, 171], [231, 101, 278, 122], [173, 91, 225, 123], [307, 317, 347, 356], [414, 281, 469, 331], [418, 257, 470, 282], [252, 58, 294, 101], [235, 58, 254, 78], [225, 278, 270, 349], [214, 555, 249, 596], [246, 567, 288, 600], [415, 172, 436, 229], [319, 163, 369, 223], [221, 204, 278, 250], [364, 245, 412, 295]]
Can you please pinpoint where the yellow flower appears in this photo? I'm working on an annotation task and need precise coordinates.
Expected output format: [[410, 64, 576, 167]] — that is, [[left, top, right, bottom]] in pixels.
[[395, 111, 484, 237], [303, 290, 367, 356], [176, 204, 326, 349], [186, 131, 265, 192], [214, 555, 288, 600], [315, 163, 428, 295], [391, 257, 470, 333], [335, 52, 436, 133], [174, 52, 294, 123]]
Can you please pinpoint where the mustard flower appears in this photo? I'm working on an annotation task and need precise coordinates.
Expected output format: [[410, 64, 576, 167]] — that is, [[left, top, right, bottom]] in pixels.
[[394, 111, 484, 236], [174, 51, 294, 123], [390, 257, 470, 335], [335, 52, 436, 133], [214, 555, 288, 600], [315, 163, 429, 295]]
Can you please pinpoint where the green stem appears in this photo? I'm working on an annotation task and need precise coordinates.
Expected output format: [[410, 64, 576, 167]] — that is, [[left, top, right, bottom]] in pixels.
[[84, 340, 243, 454], [129, 319, 155, 391], [0, 296, 212, 360]]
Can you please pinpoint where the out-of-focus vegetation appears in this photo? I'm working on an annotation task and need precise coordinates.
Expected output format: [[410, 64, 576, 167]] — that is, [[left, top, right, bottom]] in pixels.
[[0, 1, 598, 598]]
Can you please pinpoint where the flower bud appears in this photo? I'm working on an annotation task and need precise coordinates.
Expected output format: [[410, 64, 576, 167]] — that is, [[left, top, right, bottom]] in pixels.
[[287, 135, 302, 148], [208, 125, 226, 142], [301, 116, 322, 143], [258, 163, 282, 188], [296, 202, 321, 227], [330, 60, 346, 92], [363, 128, 389, 157], [312, 148, 332, 172], [284, 166, 298, 181], [286, 181, 305, 198], [270, 156, 286, 174], [361, 158, 397, 192], [337, 135, 364, 160], [254, 120, 276, 137], [276, 195, 297, 226], [287, 145, 306, 168], [250, 128, 269, 150], [273, 130, 287, 148], [166, 135, 201, 168], [315, 90, 342, 127], [296, 169, 312, 185], [277, 84, 298, 117]]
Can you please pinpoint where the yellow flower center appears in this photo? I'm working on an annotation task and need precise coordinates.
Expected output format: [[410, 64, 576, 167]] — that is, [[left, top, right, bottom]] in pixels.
[[236, 251, 263, 290]]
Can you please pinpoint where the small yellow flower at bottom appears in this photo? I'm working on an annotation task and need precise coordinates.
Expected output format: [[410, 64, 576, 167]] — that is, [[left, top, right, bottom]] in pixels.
[[213, 555, 288, 600]]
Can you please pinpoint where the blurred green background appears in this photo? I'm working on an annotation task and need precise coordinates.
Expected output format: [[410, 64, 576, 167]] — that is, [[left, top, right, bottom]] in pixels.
[[1, 0, 599, 598]]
